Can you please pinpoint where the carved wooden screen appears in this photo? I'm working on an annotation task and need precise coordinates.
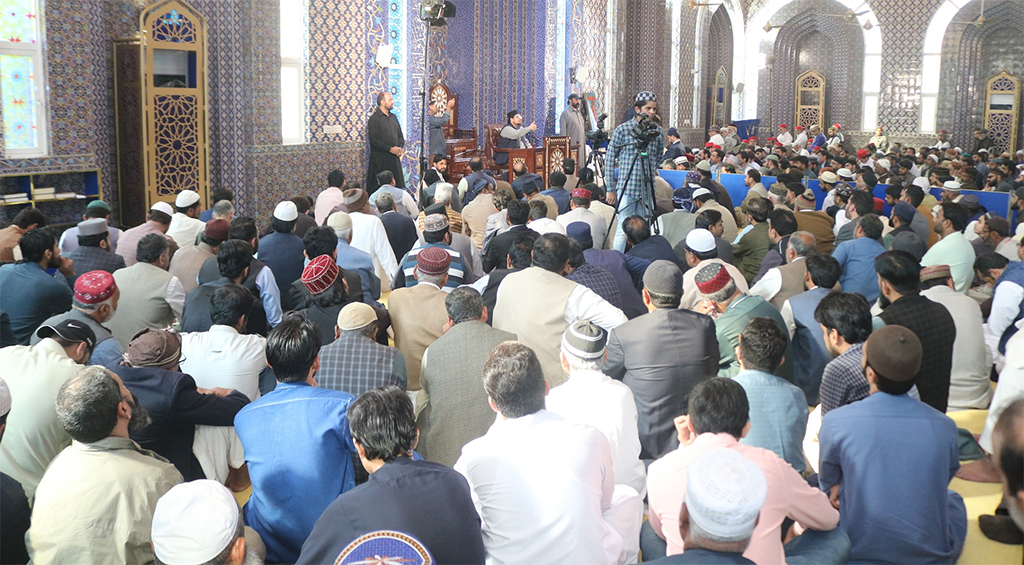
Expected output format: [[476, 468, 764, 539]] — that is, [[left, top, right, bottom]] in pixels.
[[984, 71, 1020, 155], [141, 0, 208, 209], [795, 70, 825, 131]]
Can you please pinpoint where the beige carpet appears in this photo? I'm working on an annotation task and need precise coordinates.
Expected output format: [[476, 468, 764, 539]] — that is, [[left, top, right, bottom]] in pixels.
[[948, 409, 1022, 565]]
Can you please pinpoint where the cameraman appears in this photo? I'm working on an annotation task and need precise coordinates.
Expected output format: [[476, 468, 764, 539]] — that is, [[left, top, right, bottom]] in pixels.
[[604, 91, 664, 251]]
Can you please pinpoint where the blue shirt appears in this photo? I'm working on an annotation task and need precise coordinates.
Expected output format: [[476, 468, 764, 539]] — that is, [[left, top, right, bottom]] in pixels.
[[819, 392, 966, 564], [540, 188, 571, 214], [604, 119, 664, 198], [0, 262, 73, 344], [234, 382, 356, 563], [733, 369, 808, 473], [832, 237, 885, 303], [335, 239, 378, 301]]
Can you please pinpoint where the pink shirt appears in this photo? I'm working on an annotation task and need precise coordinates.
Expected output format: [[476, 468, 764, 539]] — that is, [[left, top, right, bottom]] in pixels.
[[314, 187, 346, 226], [647, 432, 839, 565]]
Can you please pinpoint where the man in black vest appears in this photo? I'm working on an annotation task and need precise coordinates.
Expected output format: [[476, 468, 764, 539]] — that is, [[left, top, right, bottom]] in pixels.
[[184, 240, 268, 335], [196, 217, 281, 329], [495, 110, 536, 165]]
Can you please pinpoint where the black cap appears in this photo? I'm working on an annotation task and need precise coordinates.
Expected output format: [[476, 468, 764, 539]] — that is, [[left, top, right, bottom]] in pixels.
[[36, 319, 96, 351], [568, 93, 581, 101]]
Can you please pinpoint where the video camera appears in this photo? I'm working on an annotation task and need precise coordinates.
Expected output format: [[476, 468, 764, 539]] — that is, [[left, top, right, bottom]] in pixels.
[[586, 112, 609, 146], [629, 114, 660, 148]]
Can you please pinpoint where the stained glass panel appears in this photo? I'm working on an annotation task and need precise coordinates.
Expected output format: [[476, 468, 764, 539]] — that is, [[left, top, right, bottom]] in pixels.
[[0, 0, 39, 44], [1, 53, 37, 149]]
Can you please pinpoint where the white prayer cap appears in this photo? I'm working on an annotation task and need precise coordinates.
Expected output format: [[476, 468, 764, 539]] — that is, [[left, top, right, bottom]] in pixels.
[[0, 377, 10, 417], [926, 154, 939, 163], [174, 189, 201, 208], [274, 200, 299, 222], [152, 480, 240, 564], [685, 448, 767, 541], [674, 156, 689, 166], [150, 201, 174, 216], [943, 180, 962, 191], [877, 158, 891, 171], [912, 177, 931, 189], [692, 188, 713, 200], [685, 229, 716, 254], [837, 168, 854, 180]]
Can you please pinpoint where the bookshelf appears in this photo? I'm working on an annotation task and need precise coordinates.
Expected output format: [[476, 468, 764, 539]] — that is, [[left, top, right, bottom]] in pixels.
[[0, 170, 102, 208]]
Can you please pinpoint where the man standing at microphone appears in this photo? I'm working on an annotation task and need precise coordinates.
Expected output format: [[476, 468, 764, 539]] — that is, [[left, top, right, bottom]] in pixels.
[[604, 91, 664, 251], [366, 91, 406, 192]]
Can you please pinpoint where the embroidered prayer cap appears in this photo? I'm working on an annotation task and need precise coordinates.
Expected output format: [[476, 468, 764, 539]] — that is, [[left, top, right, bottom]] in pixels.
[[152, 480, 240, 565], [337, 302, 377, 332], [695, 262, 732, 295], [820, 171, 838, 184], [864, 325, 921, 381], [327, 211, 353, 232], [837, 168, 855, 180], [795, 125, 804, 131], [877, 158, 891, 170], [423, 213, 450, 233], [78, 218, 108, 237], [302, 254, 339, 295], [835, 184, 855, 200], [696, 160, 712, 172], [795, 190, 816, 211], [274, 200, 299, 221], [673, 156, 689, 166], [779, 124, 788, 129], [0, 378, 8, 418], [150, 201, 174, 216], [571, 187, 592, 200], [685, 229, 716, 254], [36, 319, 96, 351], [765, 154, 780, 163], [942, 180, 961, 191], [75, 271, 117, 305], [920, 264, 951, 283], [565, 222, 593, 249], [204, 219, 229, 240], [416, 246, 451, 276], [126, 328, 181, 368], [175, 190, 200, 208], [685, 448, 767, 541], [635, 91, 657, 103], [857, 149, 869, 159], [561, 320, 607, 360], [833, 123, 842, 130], [343, 188, 369, 212], [768, 183, 788, 197], [643, 260, 683, 295], [686, 171, 702, 184]]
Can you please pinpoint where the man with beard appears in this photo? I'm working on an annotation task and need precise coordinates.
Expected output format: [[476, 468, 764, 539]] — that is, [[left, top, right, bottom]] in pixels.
[[366, 92, 406, 192], [560, 94, 587, 160], [0, 227, 76, 344], [496, 109, 537, 166], [31, 271, 124, 368], [27, 366, 181, 565]]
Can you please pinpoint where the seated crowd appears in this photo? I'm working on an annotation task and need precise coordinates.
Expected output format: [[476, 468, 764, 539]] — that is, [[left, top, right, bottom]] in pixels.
[[1, 123, 1024, 565]]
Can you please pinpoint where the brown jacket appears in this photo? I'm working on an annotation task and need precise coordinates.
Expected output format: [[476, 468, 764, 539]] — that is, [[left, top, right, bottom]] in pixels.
[[0, 225, 26, 263], [795, 211, 836, 254], [387, 282, 448, 390]]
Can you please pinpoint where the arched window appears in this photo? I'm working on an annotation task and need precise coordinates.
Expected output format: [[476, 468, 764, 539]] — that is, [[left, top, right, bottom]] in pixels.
[[920, 0, 969, 133], [0, 0, 47, 157], [280, 0, 307, 145]]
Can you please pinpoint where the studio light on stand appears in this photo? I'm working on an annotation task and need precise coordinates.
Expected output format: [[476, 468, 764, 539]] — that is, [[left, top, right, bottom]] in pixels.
[[417, 0, 456, 180]]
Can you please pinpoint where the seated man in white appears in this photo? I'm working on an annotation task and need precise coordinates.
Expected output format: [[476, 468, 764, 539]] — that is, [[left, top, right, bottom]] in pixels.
[[455, 341, 642, 564], [546, 320, 646, 496]]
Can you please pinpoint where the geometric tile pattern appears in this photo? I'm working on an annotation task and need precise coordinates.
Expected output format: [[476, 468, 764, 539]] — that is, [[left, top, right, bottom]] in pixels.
[[936, 1, 1024, 151], [701, 6, 734, 130]]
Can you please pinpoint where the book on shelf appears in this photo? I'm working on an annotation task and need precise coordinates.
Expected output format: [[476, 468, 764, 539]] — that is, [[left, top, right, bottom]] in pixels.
[[2, 194, 29, 202], [56, 192, 78, 199], [34, 194, 54, 200], [34, 187, 55, 194]]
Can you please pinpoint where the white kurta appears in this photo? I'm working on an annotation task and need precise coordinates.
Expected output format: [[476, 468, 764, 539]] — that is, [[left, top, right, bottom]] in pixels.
[[166, 213, 205, 249], [545, 369, 647, 497], [558, 206, 609, 248], [455, 410, 641, 564], [922, 285, 993, 411], [350, 211, 399, 287], [980, 327, 1024, 453]]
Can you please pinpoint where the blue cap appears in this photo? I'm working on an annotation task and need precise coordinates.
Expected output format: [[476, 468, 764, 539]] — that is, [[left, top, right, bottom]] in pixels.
[[893, 201, 916, 222], [667, 127, 679, 138], [565, 221, 593, 249]]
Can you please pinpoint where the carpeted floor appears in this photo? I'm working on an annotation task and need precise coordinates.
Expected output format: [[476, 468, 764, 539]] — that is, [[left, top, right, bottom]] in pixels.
[[948, 409, 1023, 565]]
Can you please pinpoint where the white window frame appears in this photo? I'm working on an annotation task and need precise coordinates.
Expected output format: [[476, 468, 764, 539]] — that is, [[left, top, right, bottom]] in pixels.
[[1, 0, 48, 158], [280, 0, 306, 145]]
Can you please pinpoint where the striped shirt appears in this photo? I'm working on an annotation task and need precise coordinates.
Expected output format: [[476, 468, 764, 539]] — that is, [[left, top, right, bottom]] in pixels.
[[396, 243, 465, 292]]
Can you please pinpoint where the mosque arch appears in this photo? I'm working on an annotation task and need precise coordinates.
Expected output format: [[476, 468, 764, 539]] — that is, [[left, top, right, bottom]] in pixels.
[[741, 0, 881, 128]]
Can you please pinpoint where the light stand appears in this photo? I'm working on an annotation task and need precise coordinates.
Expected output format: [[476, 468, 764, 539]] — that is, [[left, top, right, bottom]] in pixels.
[[416, 1, 455, 183]]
